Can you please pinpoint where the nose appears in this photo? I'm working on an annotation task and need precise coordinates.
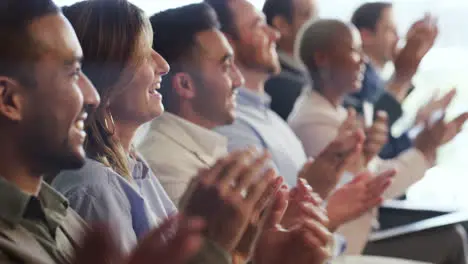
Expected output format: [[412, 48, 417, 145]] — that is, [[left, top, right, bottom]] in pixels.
[[79, 72, 100, 111], [231, 63, 245, 88], [267, 25, 281, 42], [152, 50, 170, 76]]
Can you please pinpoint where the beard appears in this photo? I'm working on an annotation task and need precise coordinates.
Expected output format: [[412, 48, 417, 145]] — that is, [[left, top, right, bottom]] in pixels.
[[20, 126, 86, 178], [237, 46, 280, 75]]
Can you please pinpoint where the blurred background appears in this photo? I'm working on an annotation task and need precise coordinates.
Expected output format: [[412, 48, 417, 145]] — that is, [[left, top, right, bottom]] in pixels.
[[56, 0, 468, 210]]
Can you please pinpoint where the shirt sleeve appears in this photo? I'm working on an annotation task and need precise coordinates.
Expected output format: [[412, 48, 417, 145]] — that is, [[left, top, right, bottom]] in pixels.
[[370, 148, 430, 199], [64, 185, 137, 254], [292, 121, 338, 159]]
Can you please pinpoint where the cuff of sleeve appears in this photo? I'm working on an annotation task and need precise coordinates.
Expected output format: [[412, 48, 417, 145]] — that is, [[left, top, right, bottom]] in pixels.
[[188, 238, 232, 264], [330, 233, 347, 257]]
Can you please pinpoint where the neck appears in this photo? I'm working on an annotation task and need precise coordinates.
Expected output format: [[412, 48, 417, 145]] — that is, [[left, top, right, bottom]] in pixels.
[[237, 64, 269, 94], [173, 106, 218, 130], [314, 79, 344, 108], [114, 120, 140, 153], [363, 48, 386, 71], [277, 40, 294, 58], [0, 137, 42, 196]]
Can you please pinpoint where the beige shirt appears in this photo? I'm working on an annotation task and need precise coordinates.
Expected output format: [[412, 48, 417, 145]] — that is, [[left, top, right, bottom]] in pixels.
[[288, 88, 431, 254], [137, 112, 228, 206]]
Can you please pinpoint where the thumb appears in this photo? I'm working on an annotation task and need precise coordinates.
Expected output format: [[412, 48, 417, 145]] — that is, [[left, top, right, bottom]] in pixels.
[[266, 185, 289, 228]]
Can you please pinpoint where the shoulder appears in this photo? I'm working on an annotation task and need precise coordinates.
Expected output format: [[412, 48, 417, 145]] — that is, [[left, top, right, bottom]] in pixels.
[[52, 158, 122, 195]]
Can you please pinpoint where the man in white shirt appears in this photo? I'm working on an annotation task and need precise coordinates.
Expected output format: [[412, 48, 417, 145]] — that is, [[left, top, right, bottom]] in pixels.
[[289, 18, 468, 263], [138, 4, 336, 264]]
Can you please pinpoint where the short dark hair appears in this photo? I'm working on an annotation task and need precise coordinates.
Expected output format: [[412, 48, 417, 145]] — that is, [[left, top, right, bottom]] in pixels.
[[0, 0, 60, 87], [351, 2, 392, 32], [150, 3, 220, 112], [263, 0, 294, 26], [204, 0, 237, 37]]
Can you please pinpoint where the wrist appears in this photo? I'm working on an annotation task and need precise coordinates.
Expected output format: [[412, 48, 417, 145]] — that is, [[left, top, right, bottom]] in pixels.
[[387, 75, 412, 102], [325, 210, 340, 232], [414, 143, 437, 163]]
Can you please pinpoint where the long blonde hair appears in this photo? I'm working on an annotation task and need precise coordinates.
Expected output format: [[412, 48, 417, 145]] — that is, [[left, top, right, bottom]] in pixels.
[[63, 0, 151, 180]]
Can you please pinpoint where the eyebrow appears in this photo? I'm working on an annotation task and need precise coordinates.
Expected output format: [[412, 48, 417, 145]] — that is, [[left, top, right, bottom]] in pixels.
[[64, 55, 83, 66]]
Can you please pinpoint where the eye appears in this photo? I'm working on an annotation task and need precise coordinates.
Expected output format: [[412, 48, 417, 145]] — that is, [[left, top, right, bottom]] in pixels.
[[71, 67, 82, 80]]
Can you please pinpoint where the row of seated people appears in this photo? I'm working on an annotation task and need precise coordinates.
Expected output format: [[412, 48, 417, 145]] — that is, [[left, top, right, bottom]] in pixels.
[[0, 0, 467, 264]]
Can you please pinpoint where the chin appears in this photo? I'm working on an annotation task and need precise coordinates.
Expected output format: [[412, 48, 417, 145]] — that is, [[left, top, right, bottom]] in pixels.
[[150, 106, 165, 119], [55, 149, 86, 171]]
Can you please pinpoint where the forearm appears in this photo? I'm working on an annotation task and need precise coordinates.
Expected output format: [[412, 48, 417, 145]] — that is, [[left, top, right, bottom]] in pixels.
[[386, 76, 413, 103]]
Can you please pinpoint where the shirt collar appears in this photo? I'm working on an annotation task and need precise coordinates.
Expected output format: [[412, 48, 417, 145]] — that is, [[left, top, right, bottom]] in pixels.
[[277, 50, 307, 74], [306, 88, 347, 117], [237, 87, 271, 109], [0, 177, 68, 225]]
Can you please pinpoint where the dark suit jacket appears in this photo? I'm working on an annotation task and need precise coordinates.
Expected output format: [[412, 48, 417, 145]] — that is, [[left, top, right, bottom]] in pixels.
[[344, 62, 413, 159], [265, 59, 308, 120]]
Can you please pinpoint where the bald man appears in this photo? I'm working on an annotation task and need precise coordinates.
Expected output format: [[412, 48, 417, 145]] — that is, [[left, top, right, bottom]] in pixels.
[[290, 18, 468, 264]]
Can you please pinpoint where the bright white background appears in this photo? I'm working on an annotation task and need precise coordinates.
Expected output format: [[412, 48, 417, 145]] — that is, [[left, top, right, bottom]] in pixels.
[[55, 0, 468, 210]]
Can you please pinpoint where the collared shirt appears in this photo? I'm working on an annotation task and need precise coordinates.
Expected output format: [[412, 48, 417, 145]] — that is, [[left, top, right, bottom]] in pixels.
[[288, 88, 430, 254], [137, 112, 228, 205], [52, 157, 176, 254], [0, 177, 76, 264], [266, 51, 310, 120], [277, 50, 308, 75], [215, 87, 308, 187]]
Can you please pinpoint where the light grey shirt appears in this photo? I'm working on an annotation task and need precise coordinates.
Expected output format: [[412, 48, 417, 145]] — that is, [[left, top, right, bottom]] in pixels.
[[52, 157, 176, 253], [215, 87, 308, 187]]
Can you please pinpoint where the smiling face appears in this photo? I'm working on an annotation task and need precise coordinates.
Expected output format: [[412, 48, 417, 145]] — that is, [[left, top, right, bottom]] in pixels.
[[190, 29, 243, 126], [109, 25, 170, 125], [327, 25, 365, 94], [18, 13, 100, 170], [229, 0, 281, 74], [362, 6, 399, 64]]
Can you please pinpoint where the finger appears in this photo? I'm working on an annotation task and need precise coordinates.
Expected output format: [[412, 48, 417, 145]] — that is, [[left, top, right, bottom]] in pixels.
[[365, 179, 391, 201], [366, 170, 396, 189], [299, 202, 329, 225], [205, 149, 247, 184], [301, 218, 332, 246], [438, 89, 457, 109], [231, 151, 271, 193], [349, 171, 371, 185], [339, 108, 358, 132], [218, 149, 257, 191], [302, 233, 332, 261], [265, 184, 289, 227], [246, 168, 277, 207], [375, 111, 389, 123], [252, 176, 283, 220], [295, 178, 324, 205], [450, 112, 468, 130]]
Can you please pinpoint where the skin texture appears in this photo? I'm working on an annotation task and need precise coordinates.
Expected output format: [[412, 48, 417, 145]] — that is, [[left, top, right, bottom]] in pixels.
[[174, 29, 244, 129], [0, 13, 99, 195]]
